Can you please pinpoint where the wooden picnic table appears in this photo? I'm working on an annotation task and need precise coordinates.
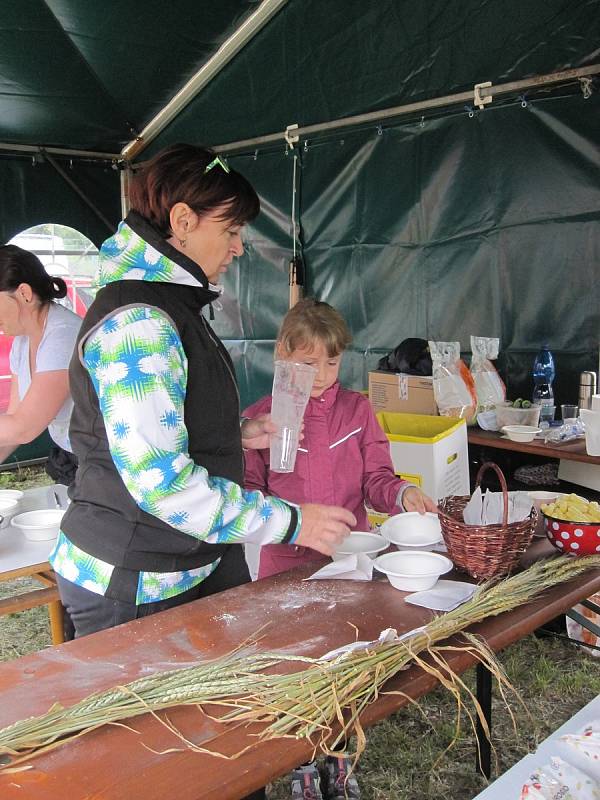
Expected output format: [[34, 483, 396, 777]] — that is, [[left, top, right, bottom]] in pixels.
[[0, 540, 599, 800], [0, 487, 67, 645]]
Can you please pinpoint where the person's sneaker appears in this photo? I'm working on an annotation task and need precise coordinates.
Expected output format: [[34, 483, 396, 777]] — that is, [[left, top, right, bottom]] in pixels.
[[290, 762, 324, 800], [324, 756, 361, 800]]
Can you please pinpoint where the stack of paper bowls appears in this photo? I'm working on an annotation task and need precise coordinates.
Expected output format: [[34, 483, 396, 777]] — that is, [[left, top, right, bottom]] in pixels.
[[379, 512, 443, 550], [0, 489, 23, 529], [375, 512, 452, 591]]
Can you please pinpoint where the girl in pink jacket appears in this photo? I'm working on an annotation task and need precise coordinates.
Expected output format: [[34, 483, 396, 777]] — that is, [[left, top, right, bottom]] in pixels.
[[243, 298, 437, 582]]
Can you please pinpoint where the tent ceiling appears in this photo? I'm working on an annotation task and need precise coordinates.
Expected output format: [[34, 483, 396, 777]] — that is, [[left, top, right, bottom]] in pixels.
[[0, 0, 598, 157], [0, 0, 262, 153]]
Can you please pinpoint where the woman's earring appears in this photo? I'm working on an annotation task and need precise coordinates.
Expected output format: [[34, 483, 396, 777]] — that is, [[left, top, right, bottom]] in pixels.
[[178, 220, 189, 248]]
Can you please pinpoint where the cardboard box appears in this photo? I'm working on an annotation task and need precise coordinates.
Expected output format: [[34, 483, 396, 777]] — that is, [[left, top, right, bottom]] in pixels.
[[558, 460, 600, 492], [368, 371, 437, 415], [377, 412, 469, 502], [365, 505, 390, 528]]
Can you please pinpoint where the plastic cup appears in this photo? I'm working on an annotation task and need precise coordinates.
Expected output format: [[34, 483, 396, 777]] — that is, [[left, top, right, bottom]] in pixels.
[[269, 361, 316, 473], [561, 404, 579, 423], [536, 403, 555, 424], [581, 409, 600, 456]]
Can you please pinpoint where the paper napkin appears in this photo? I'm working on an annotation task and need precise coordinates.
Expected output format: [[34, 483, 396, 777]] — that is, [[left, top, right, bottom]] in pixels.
[[404, 579, 477, 611], [305, 553, 374, 581]]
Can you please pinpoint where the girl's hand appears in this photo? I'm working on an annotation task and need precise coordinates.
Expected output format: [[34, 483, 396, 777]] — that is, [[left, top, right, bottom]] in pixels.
[[402, 487, 438, 515], [241, 414, 277, 450]]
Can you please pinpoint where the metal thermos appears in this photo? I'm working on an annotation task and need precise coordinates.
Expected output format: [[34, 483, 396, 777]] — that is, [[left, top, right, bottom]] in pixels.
[[578, 371, 597, 410]]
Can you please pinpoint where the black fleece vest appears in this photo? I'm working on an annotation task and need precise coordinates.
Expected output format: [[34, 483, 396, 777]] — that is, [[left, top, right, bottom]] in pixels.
[[61, 222, 245, 595]]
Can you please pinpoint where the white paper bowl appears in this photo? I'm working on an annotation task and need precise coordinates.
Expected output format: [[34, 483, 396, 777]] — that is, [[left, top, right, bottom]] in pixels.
[[527, 491, 564, 538], [332, 531, 389, 560], [501, 425, 541, 443], [373, 551, 453, 592], [0, 495, 22, 529], [11, 509, 64, 541], [0, 489, 24, 505], [379, 512, 442, 549], [494, 403, 541, 429]]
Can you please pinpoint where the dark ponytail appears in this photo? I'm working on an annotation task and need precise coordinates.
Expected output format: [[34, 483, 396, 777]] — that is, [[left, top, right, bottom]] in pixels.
[[0, 245, 67, 304]]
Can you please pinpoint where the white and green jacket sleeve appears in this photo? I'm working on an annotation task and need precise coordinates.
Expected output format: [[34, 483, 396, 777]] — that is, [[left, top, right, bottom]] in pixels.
[[83, 305, 300, 545]]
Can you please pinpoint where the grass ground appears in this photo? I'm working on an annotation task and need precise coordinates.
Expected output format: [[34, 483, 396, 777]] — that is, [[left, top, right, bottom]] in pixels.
[[267, 636, 600, 800], [0, 466, 598, 799]]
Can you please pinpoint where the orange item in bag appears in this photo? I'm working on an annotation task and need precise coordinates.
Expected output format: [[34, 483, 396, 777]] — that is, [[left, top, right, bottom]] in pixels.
[[429, 341, 477, 424], [458, 359, 478, 424]]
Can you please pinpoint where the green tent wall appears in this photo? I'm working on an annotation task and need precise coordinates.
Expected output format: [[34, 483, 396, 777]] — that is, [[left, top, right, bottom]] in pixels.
[[146, 0, 600, 408], [0, 157, 120, 247], [0, 0, 598, 425], [202, 90, 600, 409]]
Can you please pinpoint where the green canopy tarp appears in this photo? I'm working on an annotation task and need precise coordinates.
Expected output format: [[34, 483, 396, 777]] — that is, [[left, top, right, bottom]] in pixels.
[[0, 0, 598, 421]]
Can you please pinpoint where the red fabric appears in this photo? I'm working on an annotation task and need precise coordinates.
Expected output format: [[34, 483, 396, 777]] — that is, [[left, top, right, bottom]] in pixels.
[[243, 382, 409, 579]]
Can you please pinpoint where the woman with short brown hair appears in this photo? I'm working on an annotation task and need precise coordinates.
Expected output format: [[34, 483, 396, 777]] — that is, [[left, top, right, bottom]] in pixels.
[[50, 143, 355, 640]]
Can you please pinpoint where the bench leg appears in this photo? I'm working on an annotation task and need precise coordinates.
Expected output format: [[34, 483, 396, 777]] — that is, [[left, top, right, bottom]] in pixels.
[[475, 661, 492, 778], [48, 599, 65, 645]]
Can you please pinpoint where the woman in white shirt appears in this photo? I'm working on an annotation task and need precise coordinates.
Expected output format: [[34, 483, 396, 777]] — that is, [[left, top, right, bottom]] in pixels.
[[0, 245, 81, 483]]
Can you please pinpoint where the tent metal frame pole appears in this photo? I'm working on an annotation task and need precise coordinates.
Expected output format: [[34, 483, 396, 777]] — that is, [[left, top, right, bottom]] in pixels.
[[0, 142, 120, 161], [121, 0, 288, 162], [212, 63, 600, 154], [120, 167, 132, 219], [41, 149, 115, 233]]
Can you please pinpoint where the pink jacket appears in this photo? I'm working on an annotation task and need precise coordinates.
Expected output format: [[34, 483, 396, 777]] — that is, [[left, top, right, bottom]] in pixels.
[[243, 382, 410, 578]]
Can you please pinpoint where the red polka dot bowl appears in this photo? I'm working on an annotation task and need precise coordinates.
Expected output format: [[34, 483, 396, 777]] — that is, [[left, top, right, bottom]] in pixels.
[[542, 514, 600, 556]]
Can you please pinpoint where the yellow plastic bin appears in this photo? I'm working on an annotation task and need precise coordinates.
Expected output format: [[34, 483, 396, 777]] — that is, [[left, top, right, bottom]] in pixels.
[[365, 505, 389, 529], [377, 412, 469, 502]]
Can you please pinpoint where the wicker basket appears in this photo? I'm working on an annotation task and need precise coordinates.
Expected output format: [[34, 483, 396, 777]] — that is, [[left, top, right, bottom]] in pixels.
[[438, 462, 536, 580]]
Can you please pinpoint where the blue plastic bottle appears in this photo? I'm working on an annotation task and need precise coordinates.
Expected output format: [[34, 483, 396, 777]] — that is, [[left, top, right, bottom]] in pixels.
[[532, 345, 555, 423]]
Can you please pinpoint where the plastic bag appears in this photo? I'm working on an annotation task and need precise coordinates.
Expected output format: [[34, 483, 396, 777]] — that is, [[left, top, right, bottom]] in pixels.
[[565, 592, 600, 657], [469, 336, 506, 430], [521, 757, 600, 799], [377, 338, 432, 376], [559, 719, 600, 782], [428, 341, 477, 423]]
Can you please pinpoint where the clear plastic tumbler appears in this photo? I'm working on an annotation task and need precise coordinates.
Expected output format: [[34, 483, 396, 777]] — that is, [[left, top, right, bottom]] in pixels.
[[269, 361, 317, 473]]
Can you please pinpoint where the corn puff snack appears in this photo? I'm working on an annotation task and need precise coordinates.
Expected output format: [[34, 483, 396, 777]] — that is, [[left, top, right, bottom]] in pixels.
[[541, 493, 600, 523]]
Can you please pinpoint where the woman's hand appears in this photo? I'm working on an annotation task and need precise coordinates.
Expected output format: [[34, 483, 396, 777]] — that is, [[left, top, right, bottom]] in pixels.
[[295, 504, 356, 555], [241, 414, 277, 450], [241, 414, 304, 450], [402, 487, 438, 515]]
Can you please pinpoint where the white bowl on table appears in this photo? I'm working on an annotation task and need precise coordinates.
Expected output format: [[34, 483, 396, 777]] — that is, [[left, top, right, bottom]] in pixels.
[[501, 425, 541, 443], [373, 551, 453, 592], [332, 531, 388, 560], [0, 492, 23, 529], [0, 489, 24, 505], [527, 491, 564, 538], [11, 509, 65, 542], [379, 512, 442, 549]]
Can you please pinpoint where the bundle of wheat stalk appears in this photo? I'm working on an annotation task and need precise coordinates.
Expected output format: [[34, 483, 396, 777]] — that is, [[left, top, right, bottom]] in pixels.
[[1, 554, 599, 771]]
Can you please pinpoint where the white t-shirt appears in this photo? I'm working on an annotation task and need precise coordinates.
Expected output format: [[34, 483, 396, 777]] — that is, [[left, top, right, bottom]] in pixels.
[[9, 302, 81, 452]]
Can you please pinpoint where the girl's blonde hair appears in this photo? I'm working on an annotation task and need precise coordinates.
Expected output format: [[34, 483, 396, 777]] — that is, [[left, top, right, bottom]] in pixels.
[[277, 298, 352, 357]]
